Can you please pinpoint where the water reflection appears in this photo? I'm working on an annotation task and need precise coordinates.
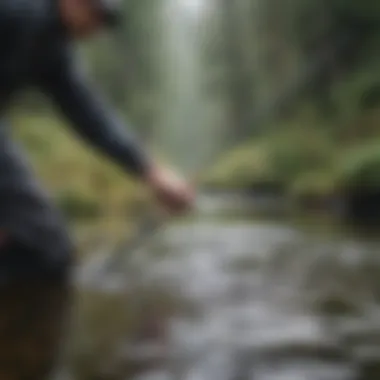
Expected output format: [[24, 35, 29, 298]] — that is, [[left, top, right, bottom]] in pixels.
[[67, 199, 380, 380]]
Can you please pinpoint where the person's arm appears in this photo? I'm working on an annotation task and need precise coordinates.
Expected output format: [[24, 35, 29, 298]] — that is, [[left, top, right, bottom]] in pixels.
[[37, 44, 195, 214], [37, 46, 151, 178]]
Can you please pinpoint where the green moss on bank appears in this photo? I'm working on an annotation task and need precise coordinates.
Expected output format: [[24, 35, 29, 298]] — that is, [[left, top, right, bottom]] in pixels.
[[201, 121, 380, 209], [11, 113, 146, 221]]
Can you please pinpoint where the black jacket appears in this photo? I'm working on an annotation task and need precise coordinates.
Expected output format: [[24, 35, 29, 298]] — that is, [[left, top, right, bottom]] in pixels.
[[0, 0, 149, 265]]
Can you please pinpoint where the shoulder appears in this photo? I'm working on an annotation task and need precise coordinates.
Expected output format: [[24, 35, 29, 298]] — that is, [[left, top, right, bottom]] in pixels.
[[0, 0, 40, 25], [45, 39, 85, 74], [39, 39, 90, 86], [0, 0, 46, 43]]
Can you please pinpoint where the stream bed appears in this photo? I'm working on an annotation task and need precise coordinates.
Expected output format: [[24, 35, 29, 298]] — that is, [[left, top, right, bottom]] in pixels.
[[65, 196, 380, 380]]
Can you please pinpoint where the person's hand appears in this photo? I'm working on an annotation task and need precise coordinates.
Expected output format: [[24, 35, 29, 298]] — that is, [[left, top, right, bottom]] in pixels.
[[144, 163, 195, 215]]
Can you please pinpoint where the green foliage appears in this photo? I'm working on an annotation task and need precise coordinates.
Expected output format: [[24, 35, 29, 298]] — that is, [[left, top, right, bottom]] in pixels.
[[203, 123, 334, 193], [9, 0, 380, 220], [202, 142, 281, 190], [331, 0, 380, 22], [264, 129, 333, 183], [336, 142, 380, 189], [11, 113, 143, 220], [331, 58, 380, 119], [56, 189, 102, 220], [200, 0, 380, 207], [290, 170, 338, 199]]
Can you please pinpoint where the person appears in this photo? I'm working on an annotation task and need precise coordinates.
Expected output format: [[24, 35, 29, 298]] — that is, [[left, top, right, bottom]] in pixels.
[[0, 0, 195, 378]]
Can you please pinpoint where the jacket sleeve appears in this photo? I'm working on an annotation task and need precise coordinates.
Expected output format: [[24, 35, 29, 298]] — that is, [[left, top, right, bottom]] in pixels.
[[37, 46, 151, 178]]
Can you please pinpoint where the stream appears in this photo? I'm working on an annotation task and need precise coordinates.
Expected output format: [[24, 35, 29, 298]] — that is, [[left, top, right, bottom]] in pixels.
[[65, 195, 380, 380]]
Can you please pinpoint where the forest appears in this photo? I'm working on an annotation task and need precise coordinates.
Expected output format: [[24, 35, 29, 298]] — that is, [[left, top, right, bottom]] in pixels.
[[12, 0, 380, 222]]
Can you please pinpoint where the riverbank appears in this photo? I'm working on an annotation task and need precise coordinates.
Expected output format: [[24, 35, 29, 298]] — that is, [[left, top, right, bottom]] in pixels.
[[9, 112, 156, 257], [12, 113, 147, 215], [200, 125, 380, 224], [199, 187, 380, 230], [10, 111, 380, 244]]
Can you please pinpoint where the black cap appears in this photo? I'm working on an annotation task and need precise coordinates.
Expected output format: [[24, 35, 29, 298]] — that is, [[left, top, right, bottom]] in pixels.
[[94, 0, 123, 27]]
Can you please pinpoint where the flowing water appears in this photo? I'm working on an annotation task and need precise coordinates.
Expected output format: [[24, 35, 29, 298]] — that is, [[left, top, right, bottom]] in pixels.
[[65, 196, 380, 380]]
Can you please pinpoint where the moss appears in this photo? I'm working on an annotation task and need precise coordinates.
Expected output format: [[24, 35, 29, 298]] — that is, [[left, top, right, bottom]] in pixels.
[[264, 130, 334, 183], [201, 128, 333, 194], [290, 170, 338, 200], [56, 189, 102, 220], [336, 141, 380, 190], [202, 142, 282, 190], [10, 113, 143, 222]]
